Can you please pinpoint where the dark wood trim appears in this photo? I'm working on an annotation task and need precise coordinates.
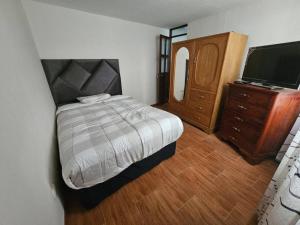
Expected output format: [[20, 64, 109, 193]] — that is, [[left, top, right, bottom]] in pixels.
[[171, 33, 188, 38], [170, 24, 188, 39], [164, 33, 168, 73], [170, 24, 188, 32], [158, 35, 171, 104]]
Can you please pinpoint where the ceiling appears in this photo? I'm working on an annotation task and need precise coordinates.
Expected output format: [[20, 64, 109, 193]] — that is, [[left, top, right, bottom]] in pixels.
[[33, 0, 253, 28]]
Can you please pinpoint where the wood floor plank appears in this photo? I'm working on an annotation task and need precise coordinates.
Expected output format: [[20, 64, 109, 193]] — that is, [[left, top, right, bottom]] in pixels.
[[178, 195, 226, 225], [65, 119, 278, 225]]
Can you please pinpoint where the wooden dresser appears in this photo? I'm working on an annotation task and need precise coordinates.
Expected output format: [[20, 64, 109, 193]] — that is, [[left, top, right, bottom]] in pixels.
[[218, 83, 300, 164], [168, 32, 248, 133]]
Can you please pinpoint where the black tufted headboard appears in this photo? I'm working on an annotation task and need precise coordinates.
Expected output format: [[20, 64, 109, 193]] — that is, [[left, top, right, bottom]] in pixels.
[[41, 59, 122, 106]]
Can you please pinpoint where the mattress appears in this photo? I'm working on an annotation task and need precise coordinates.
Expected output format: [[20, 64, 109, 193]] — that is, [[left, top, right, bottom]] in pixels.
[[57, 95, 183, 189]]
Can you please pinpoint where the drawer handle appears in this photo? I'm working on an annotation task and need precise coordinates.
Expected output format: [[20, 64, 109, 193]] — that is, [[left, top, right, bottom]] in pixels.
[[237, 105, 247, 110], [234, 116, 244, 122], [240, 93, 249, 97], [229, 136, 237, 141], [199, 95, 205, 99], [232, 126, 241, 133], [196, 106, 203, 110]]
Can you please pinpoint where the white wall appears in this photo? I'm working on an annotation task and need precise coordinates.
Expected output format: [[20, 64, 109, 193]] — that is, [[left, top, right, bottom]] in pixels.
[[22, 0, 167, 105], [188, 0, 300, 75], [0, 1, 64, 225]]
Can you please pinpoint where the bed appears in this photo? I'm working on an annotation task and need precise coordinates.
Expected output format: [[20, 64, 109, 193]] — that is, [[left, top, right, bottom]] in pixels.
[[41, 59, 183, 208]]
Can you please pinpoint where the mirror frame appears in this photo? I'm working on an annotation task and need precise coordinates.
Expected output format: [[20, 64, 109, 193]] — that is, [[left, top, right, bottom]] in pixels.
[[169, 40, 194, 105], [173, 47, 189, 102]]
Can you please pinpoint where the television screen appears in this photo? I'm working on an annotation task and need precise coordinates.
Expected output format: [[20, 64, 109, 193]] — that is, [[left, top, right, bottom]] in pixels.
[[242, 41, 300, 89]]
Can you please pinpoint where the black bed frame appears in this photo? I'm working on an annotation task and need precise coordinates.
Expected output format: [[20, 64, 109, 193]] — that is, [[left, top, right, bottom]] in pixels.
[[77, 142, 176, 208], [41, 59, 177, 208]]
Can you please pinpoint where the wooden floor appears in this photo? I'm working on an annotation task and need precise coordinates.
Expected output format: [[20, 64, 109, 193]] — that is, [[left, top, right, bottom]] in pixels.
[[65, 122, 277, 225]]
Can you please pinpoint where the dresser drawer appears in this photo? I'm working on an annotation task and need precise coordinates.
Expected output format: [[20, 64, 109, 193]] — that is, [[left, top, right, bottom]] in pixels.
[[229, 86, 272, 107], [189, 100, 214, 117], [189, 89, 215, 103], [227, 99, 268, 124], [222, 109, 264, 130], [220, 122, 258, 152], [221, 117, 261, 144], [224, 130, 253, 151], [188, 111, 211, 127]]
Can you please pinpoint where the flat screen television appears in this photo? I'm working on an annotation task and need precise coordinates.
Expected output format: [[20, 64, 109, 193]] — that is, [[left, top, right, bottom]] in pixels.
[[242, 41, 300, 89]]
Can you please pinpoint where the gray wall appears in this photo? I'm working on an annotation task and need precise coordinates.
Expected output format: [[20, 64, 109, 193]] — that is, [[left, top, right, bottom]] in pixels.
[[188, 0, 300, 76], [0, 1, 64, 225], [22, 0, 168, 105]]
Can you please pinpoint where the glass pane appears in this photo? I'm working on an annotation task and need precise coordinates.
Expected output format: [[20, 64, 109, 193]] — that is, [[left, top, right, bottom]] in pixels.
[[161, 38, 166, 55], [165, 57, 169, 73], [160, 58, 165, 73], [165, 38, 170, 55], [172, 26, 188, 36]]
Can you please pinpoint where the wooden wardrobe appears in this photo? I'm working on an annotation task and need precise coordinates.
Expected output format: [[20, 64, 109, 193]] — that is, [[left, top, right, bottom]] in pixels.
[[168, 32, 248, 133]]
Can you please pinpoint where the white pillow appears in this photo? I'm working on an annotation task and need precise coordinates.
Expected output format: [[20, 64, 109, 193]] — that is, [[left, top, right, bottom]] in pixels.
[[77, 93, 111, 104]]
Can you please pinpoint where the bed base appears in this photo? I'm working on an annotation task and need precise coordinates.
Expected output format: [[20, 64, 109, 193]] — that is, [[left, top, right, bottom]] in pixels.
[[73, 142, 176, 208]]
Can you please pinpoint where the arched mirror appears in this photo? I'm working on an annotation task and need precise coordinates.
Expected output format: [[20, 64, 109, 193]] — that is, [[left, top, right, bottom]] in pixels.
[[174, 47, 189, 101]]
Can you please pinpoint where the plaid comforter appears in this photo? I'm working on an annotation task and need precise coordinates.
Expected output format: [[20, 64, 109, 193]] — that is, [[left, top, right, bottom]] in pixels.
[[57, 95, 183, 189]]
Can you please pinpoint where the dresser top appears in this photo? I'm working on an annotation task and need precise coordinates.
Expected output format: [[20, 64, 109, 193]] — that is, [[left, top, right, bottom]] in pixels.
[[229, 83, 300, 96]]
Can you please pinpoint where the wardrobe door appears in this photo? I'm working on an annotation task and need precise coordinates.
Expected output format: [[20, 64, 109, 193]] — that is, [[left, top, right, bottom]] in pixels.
[[191, 34, 228, 92], [169, 41, 194, 115]]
